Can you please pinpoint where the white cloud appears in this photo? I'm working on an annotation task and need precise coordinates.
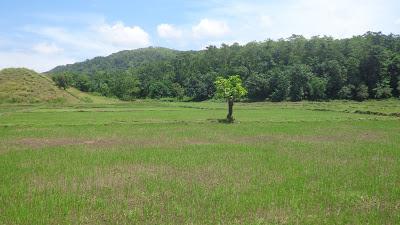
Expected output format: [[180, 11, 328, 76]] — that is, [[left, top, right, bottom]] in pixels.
[[186, 0, 399, 41], [26, 22, 151, 53], [28, 26, 103, 51], [395, 18, 400, 25], [276, 0, 377, 38], [32, 42, 63, 54], [157, 24, 183, 39], [0, 51, 75, 72], [5, 21, 152, 72], [192, 19, 230, 39], [24, 21, 151, 57], [96, 22, 150, 47]]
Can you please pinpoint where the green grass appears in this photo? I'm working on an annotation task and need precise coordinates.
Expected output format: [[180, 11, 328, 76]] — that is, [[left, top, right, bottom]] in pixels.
[[0, 68, 119, 105], [0, 100, 399, 224]]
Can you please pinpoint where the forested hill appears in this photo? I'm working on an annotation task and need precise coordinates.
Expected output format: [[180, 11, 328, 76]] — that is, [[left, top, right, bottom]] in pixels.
[[50, 47, 179, 74], [48, 32, 400, 101]]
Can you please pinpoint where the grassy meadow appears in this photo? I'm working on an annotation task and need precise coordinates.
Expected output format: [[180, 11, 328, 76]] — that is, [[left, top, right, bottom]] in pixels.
[[0, 100, 399, 224]]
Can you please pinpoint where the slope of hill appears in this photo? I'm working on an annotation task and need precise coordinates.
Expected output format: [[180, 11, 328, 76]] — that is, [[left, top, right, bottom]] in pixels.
[[0, 68, 120, 104], [49, 47, 179, 74], [0, 68, 79, 104]]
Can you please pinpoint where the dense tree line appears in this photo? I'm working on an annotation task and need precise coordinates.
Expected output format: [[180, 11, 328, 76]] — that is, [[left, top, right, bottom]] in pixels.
[[50, 32, 400, 101]]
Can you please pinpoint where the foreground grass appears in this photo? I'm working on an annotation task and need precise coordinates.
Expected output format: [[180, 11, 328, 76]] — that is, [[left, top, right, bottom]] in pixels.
[[0, 100, 399, 224]]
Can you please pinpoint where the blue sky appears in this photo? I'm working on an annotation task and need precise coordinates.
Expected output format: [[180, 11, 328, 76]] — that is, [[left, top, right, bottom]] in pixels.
[[0, 0, 399, 72]]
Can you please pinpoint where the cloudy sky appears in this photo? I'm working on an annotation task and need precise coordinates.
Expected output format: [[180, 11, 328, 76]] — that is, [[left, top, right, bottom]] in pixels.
[[0, 0, 399, 72]]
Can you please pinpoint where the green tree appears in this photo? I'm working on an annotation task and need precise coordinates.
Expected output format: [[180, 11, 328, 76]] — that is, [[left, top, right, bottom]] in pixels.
[[397, 77, 400, 96], [245, 72, 270, 100], [269, 70, 289, 102], [214, 75, 247, 122], [387, 55, 400, 97], [171, 83, 185, 100], [184, 72, 217, 101], [119, 76, 141, 100], [74, 74, 91, 92], [288, 64, 312, 101], [148, 81, 171, 99], [355, 84, 369, 101], [338, 85, 355, 99], [309, 76, 327, 100], [99, 83, 111, 96], [320, 60, 346, 98], [374, 79, 392, 99], [52, 74, 71, 90]]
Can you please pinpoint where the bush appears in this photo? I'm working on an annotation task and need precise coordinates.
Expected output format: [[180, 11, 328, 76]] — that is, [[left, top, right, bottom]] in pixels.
[[338, 85, 355, 99], [52, 74, 71, 90], [149, 81, 171, 99], [245, 72, 269, 100], [374, 79, 392, 99], [309, 77, 327, 100], [288, 64, 312, 102], [269, 70, 289, 102], [355, 84, 369, 101]]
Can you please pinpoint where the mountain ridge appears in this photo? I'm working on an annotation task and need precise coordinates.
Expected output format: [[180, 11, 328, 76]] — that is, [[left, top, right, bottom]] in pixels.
[[48, 47, 181, 74]]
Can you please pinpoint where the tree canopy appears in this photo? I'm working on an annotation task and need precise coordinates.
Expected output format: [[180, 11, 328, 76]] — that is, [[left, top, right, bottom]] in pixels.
[[49, 32, 400, 102], [215, 76, 247, 101]]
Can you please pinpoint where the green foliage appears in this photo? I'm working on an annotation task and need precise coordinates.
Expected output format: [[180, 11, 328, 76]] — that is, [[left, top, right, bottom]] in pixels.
[[214, 75, 247, 101], [374, 79, 393, 99], [320, 60, 346, 98], [245, 72, 270, 100], [288, 64, 312, 101], [113, 75, 140, 101], [397, 77, 400, 95], [50, 47, 178, 74], [185, 72, 217, 101], [72, 73, 91, 92], [269, 70, 289, 102], [309, 76, 327, 100], [339, 85, 355, 100], [52, 73, 71, 90], [48, 32, 400, 102], [171, 83, 185, 100], [148, 81, 171, 99], [355, 84, 369, 101], [99, 83, 111, 96]]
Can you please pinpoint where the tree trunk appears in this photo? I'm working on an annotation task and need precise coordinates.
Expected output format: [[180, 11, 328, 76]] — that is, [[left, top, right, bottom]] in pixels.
[[227, 99, 234, 122]]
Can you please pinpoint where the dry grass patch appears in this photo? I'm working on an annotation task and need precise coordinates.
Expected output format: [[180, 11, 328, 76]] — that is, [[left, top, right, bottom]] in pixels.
[[29, 164, 174, 194], [29, 162, 286, 196], [252, 207, 292, 224], [230, 131, 385, 145], [13, 136, 218, 150]]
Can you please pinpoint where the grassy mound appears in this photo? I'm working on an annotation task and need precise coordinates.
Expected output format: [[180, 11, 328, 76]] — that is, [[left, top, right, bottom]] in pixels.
[[0, 68, 119, 104], [0, 68, 78, 104]]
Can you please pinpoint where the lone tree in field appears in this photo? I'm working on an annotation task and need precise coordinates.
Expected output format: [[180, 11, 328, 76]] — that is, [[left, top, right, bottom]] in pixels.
[[215, 75, 247, 122]]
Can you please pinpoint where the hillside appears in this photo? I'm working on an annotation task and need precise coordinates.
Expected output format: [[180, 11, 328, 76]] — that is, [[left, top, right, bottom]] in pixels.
[[49, 47, 179, 74], [47, 32, 400, 102], [0, 68, 119, 104]]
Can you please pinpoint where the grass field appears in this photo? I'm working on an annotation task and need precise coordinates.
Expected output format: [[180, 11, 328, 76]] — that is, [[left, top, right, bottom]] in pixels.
[[0, 100, 399, 224]]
